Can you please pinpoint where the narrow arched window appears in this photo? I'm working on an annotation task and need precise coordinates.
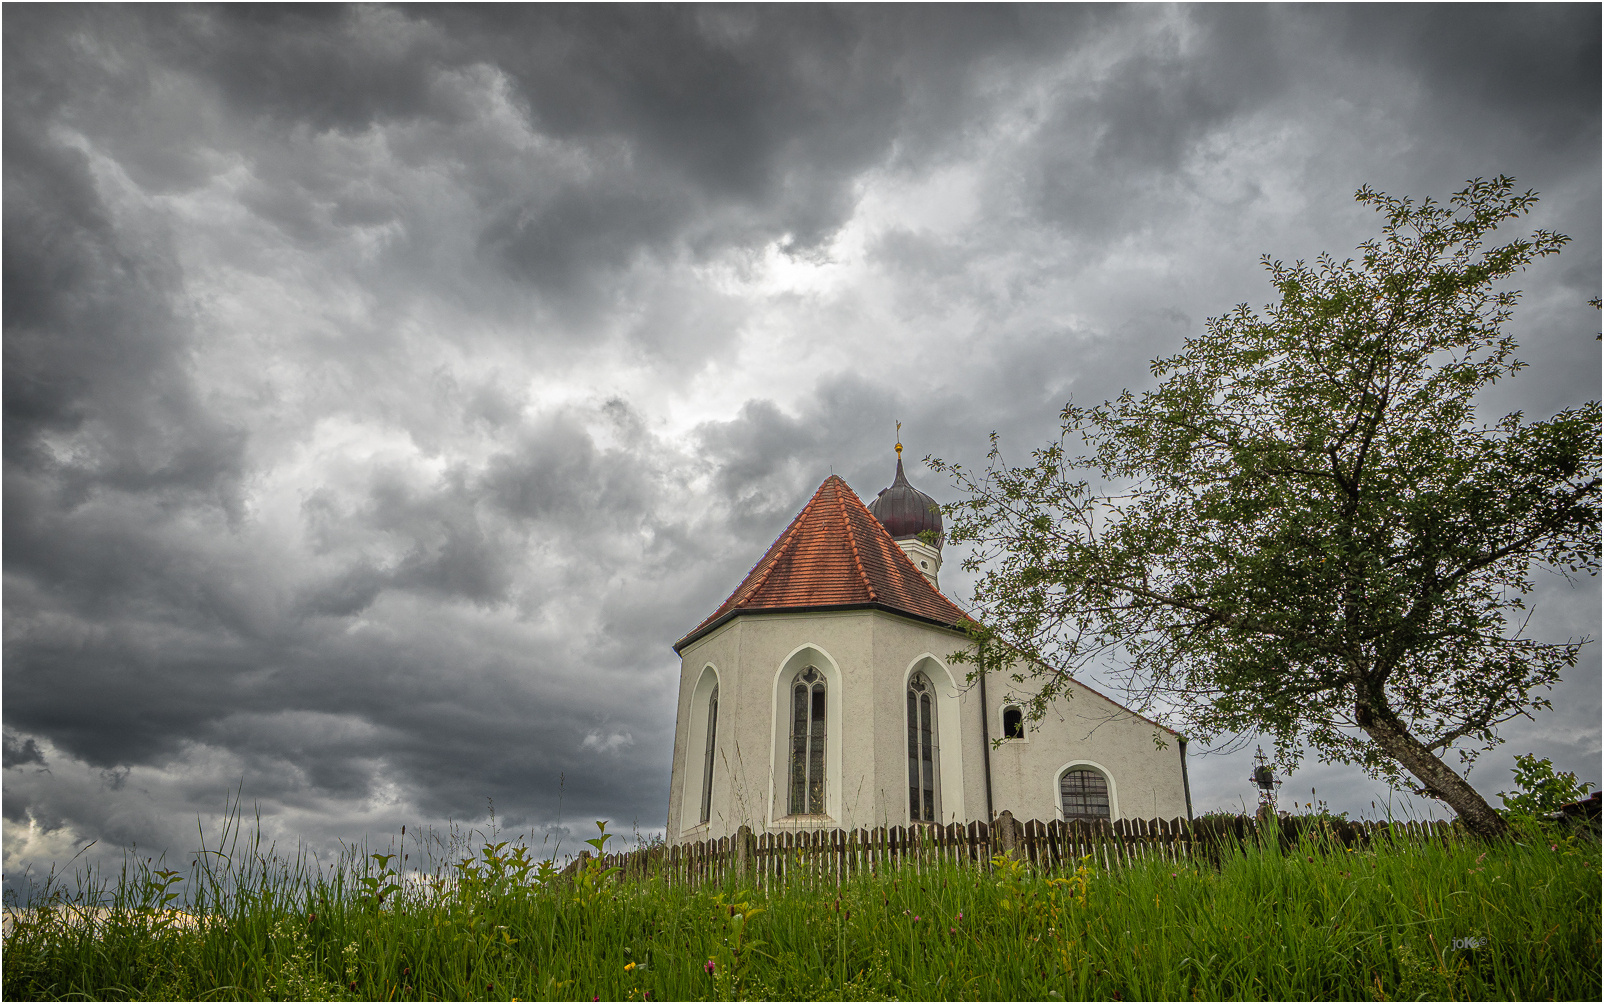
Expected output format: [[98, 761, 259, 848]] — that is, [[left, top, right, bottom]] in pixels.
[[788, 667, 826, 814], [1002, 705, 1024, 739], [699, 685, 719, 824], [907, 673, 938, 822], [1060, 768, 1111, 822]]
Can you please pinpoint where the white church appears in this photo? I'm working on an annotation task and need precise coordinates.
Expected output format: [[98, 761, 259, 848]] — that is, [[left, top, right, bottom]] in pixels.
[[665, 446, 1193, 844]]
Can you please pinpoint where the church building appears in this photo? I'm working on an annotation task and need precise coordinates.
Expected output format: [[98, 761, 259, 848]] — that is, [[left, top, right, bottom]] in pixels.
[[665, 446, 1193, 844]]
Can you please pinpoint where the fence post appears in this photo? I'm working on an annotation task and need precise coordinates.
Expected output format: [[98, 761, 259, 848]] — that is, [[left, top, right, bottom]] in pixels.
[[733, 825, 755, 883], [994, 809, 1021, 858]]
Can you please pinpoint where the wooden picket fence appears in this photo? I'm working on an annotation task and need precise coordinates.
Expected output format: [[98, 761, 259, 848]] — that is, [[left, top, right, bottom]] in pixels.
[[573, 811, 1464, 889]]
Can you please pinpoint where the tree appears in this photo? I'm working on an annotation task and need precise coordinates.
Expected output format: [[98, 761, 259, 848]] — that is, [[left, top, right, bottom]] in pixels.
[[1496, 754, 1594, 820], [933, 177, 1600, 839]]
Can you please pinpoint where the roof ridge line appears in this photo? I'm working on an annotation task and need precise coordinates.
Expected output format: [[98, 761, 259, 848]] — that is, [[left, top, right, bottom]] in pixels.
[[731, 492, 814, 606], [835, 479, 877, 602], [853, 475, 967, 619]]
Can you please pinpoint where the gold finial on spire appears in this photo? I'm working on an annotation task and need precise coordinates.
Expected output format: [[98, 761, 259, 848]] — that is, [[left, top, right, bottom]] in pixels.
[[895, 421, 902, 456]]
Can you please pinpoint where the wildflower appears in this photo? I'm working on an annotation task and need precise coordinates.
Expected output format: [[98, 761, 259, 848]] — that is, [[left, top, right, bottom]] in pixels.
[[704, 959, 717, 975], [625, 962, 637, 971], [956, 912, 962, 921], [913, 915, 921, 921]]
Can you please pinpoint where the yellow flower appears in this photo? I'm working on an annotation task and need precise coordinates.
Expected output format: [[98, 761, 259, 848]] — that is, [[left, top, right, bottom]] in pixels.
[[625, 962, 636, 971]]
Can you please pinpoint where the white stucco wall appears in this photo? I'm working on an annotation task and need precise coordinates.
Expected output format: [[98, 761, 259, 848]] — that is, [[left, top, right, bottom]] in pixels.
[[986, 677, 1191, 824], [666, 608, 1190, 844]]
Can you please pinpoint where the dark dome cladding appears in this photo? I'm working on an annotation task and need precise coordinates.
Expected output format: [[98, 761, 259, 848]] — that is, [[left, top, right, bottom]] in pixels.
[[868, 457, 943, 545]]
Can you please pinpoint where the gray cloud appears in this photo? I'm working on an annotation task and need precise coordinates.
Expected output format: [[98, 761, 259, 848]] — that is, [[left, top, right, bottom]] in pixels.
[[4, 4, 1597, 888]]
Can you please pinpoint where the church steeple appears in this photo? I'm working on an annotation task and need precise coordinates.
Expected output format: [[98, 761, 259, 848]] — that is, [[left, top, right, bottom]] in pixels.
[[867, 426, 944, 588]]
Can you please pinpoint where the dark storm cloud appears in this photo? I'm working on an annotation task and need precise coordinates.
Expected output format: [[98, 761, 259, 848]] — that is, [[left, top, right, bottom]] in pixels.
[[449, 4, 1096, 297], [36, 5, 1093, 304], [1332, 4, 1600, 149], [3, 4, 1597, 883], [2, 735, 45, 771], [1015, 4, 1600, 247], [2, 120, 246, 514]]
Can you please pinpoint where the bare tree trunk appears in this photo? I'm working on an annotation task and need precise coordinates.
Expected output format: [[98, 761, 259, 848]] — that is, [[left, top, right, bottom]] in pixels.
[[1359, 710, 1508, 840]]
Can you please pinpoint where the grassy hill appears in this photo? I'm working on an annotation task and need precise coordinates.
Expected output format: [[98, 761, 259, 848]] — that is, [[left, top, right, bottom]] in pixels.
[[3, 817, 1598, 1001]]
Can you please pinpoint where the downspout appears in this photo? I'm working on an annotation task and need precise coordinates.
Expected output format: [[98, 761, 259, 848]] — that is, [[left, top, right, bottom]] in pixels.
[[977, 639, 995, 821], [1179, 737, 1193, 820]]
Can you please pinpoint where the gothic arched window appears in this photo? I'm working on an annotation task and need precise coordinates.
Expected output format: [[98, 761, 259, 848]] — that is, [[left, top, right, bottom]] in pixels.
[[699, 685, 719, 824], [907, 672, 938, 822], [1060, 768, 1111, 822], [788, 667, 826, 815]]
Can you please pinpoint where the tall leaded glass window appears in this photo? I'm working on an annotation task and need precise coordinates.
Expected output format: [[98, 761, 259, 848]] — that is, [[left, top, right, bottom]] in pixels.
[[907, 673, 937, 822], [1060, 768, 1111, 822], [788, 667, 826, 815], [699, 685, 719, 824]]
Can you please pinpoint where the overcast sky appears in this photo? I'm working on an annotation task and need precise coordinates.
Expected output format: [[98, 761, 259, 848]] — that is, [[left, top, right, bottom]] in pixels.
[[5, 5, 1599, 888]]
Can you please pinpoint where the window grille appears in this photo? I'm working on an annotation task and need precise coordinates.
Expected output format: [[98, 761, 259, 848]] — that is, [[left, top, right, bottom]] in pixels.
[[906, 673, 938, 822], [1002, 705, 1024, 739], [699, 685, 718, 824], [1060, 768, 1111, 821], [788, 667, 826, 814]]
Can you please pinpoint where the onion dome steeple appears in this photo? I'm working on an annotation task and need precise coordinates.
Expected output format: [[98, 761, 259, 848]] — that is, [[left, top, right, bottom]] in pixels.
[[867, 426, 945, 588]]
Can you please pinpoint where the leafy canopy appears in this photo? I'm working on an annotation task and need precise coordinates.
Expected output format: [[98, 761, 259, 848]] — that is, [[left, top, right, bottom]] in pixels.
[[935, 177, 1599, 810]]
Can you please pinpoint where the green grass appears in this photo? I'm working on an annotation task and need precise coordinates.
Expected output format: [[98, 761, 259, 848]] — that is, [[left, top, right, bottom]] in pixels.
[[4, 818, 1598, 1001]]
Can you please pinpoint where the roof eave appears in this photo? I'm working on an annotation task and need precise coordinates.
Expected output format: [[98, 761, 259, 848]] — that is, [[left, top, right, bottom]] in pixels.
[[673, 602, 971, 654]]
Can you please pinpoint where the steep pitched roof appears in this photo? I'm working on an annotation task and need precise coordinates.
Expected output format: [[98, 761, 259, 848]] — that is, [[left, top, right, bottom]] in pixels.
[[674, 475, 970, 652]]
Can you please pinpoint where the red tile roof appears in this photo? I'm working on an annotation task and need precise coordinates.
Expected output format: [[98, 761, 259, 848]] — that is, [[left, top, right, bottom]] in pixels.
[[674, 475, 971, 652]]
